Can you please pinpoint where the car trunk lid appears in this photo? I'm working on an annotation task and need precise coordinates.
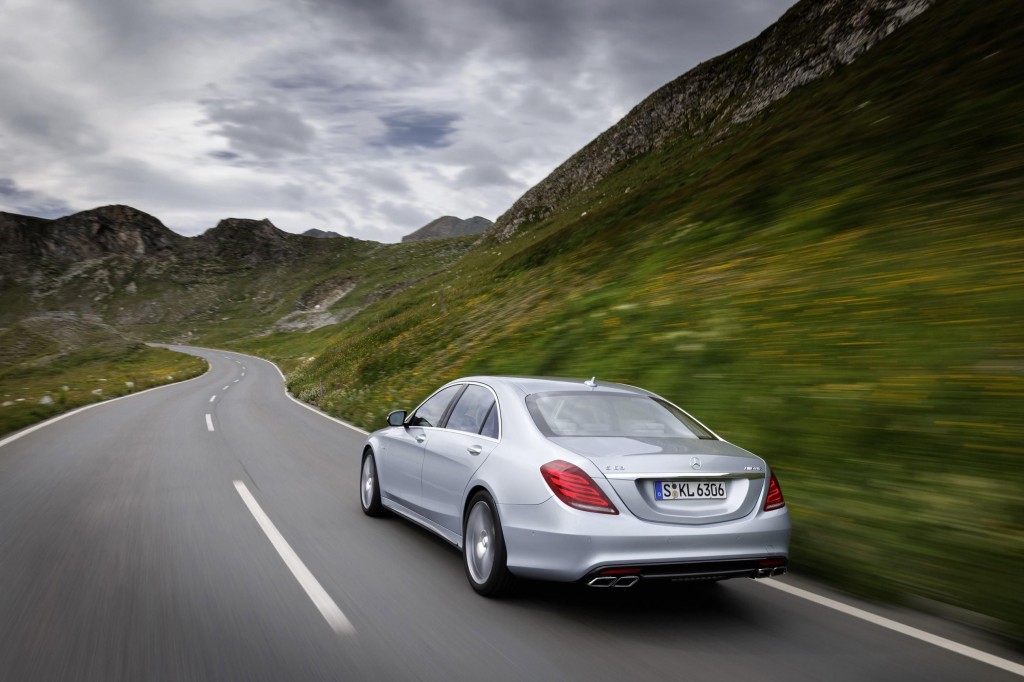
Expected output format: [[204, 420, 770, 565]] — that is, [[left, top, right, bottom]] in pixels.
[[550, 436, 767, 525]]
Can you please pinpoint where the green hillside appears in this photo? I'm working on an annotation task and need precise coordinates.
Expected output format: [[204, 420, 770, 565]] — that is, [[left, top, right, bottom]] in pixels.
[[230, 0, 1024, 640], [0, 314, 206, 435]]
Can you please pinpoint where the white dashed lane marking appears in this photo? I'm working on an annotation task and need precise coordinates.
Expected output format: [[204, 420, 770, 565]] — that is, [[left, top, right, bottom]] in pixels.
[[205, 414, 214, 432], [233, 481, 354, 635], [210, 395, 216, 403]]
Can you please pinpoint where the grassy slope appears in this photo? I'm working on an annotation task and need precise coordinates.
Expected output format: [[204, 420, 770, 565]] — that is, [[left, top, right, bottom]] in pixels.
[[0, 318, 207, 436], [227, 0, 1024, 640], [124, 235, 477, 346]]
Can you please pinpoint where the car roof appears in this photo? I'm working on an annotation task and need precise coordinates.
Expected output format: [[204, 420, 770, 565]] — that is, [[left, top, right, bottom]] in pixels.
[[457, 375, 651, 397]]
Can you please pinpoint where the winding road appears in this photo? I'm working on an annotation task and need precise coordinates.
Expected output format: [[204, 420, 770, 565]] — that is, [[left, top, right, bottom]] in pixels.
[[0, 345, 1020, 681]]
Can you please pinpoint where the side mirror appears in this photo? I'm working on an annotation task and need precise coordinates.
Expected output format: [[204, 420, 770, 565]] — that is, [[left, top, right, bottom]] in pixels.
[[387, 410, 407, 427]]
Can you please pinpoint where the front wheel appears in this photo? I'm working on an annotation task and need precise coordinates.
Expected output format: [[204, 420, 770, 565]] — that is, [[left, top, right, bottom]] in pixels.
[[360, 451, 385, 517], [463, 492, 514, 597]]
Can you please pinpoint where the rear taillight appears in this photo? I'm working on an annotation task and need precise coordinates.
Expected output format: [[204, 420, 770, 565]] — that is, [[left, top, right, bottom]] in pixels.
[[540, 460, 619, 515], [764, 471, 785, 511]]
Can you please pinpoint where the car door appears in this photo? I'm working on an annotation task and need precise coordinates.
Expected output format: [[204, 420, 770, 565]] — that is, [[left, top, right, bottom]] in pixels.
[[379, 384, 463, 515], [420, 383, 500, 534]]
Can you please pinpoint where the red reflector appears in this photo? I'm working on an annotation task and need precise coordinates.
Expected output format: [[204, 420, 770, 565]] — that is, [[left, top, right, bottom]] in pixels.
[[764, 471, 785, 511], [541, 460, 619, 515], [759, 559, 785, 567]]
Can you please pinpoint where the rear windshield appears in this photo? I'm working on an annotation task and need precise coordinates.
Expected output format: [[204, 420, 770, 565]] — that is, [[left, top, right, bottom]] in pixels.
[[526, 391, 715, 439]]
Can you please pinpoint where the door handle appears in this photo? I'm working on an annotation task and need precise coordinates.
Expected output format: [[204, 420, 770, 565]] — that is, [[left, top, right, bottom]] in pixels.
[[467, 445, 483, 456], [416, 434, 427, 444]]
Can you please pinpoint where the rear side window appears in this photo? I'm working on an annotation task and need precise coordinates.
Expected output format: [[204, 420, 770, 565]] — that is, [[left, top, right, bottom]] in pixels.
[[480, 404, 499, 439], [445, 384, 497, 437], [409, 385, 463, 427]]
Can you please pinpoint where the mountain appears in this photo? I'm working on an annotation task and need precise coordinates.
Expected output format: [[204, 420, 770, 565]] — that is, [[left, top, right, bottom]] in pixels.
[[402, 215, 493, 242], [488, 0, 934, 242], [302, 228, 343, 239], [0, 205, 477, 337], [0, 205, 183, 274]]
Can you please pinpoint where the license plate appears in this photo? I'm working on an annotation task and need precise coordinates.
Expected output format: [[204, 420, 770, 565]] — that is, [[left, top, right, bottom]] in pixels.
[[655, 480, 727, 500]]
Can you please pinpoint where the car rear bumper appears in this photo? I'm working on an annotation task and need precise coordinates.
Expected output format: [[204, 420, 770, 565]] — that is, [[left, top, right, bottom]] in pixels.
[[498, 497, 791, 582]]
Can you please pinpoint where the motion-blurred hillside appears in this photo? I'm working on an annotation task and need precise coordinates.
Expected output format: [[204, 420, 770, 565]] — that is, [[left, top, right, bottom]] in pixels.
[[239, 0, 1023, 641]]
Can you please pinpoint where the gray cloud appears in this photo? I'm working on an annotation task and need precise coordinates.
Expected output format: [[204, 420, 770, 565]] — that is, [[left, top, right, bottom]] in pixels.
[[0, 65, 108, 157], [375, 110, 460, 149], [0, 179, 74, 218], [201, 98, 317, 159], [456, 165, 522, 189], [0, 0, 795, 240], [361, 168, 412, 194], [376, 200, 433, 231]]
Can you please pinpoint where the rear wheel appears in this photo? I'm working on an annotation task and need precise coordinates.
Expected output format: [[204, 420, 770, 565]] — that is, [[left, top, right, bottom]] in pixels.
[[360, 451, 385, 517], [463, 492, 514, 597]]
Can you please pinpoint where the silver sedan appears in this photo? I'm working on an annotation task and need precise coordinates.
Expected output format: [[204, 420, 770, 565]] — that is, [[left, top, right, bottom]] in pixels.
[[359, 376, 791, 596]]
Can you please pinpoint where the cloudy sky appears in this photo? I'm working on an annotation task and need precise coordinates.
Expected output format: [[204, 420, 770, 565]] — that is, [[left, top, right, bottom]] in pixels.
[[0, 0, 794, 242]]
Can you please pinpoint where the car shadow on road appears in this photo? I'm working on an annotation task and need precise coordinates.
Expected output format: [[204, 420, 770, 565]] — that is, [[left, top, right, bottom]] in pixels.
[[503, 578, 774, 648]]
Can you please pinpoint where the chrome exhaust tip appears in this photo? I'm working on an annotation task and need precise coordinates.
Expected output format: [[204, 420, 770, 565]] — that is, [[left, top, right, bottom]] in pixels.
[[772, 566, 787, 576], [588, 576, 616, 587], [756, 568, 773, 578], [613, 576, 639, 588]]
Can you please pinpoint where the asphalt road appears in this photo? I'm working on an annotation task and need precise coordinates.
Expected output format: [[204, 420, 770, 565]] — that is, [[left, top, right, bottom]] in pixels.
[[0, 345, 1020, 681]]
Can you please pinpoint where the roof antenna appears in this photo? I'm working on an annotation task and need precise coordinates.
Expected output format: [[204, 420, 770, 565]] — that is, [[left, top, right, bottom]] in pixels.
[[584, 376, 597, 387]]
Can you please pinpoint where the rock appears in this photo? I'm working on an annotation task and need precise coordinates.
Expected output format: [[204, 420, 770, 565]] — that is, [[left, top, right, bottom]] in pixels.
[[40, 395, 53, 405]]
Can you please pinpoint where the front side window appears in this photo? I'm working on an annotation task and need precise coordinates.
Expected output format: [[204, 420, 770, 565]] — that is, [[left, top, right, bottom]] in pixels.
[[526, 392, 715, 439], [445, 384, 497, 437], [409, 384, 463, 427]]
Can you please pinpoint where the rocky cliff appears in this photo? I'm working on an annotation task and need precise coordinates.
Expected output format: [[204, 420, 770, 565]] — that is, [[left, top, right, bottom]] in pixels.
[[0, 205, 184, 268], [488, 0, 934, 242], [198, 218, 303, 266]]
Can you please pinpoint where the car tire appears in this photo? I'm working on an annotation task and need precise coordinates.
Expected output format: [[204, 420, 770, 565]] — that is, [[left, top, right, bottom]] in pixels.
[[463, 491, 514, 597], [360, 450, 385, 517]]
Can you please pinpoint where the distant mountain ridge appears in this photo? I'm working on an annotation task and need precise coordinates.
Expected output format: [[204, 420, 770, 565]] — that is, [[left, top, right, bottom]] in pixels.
[[402, 215, 492, 242], [302, 228, 343, 239], [0, 203, 477, 333]]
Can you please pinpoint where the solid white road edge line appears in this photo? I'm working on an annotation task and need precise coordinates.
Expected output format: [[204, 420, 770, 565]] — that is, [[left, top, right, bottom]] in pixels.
[[0, 363, 212, 451], [195, 346, 369, 436], [233, 480, 355, 635], [759, 580, 1024, 677], [205, 414, 214, 431], [283, 392, 370, 436]]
